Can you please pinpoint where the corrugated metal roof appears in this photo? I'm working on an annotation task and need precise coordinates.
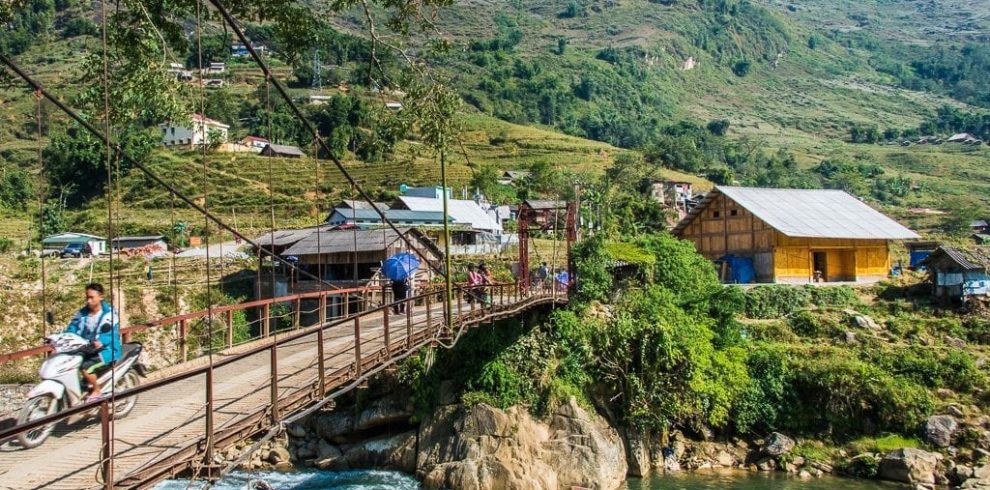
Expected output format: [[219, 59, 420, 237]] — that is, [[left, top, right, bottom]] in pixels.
[[327, 208, 452, 224], [282, 228, 413, 256], [396, 196, 501, 232], [338, 200, 390, 211], [43, 232, 105, 242], [254, 226, 338, 247], [922, 246, 990, 271], [523, 199, 566, 210], [262, 143, 305, 156], [673, 186, 919, 240]]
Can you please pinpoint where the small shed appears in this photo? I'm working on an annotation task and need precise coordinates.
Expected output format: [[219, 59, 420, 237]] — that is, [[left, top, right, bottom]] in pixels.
[[111, 236, 167, 251], [260, 144, 305, 158], [906, 241, 938, 269], [42, 232, 107, 255], [919, 246, 990, 303]]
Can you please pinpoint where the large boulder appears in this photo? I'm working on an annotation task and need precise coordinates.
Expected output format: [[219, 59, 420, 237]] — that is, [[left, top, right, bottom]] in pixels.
[[312, 411, 355, 443], [341, 431, 418, 473], [962, 464, 990, 488], [925, 415, 959, 448], [355, 396, 414, 431], [879, 448, 941, 485], [761, 432, 795, 456], [417, 399, 627, 490]]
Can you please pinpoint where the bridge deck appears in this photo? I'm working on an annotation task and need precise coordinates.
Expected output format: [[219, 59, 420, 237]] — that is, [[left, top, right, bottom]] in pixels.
[[0, 288, 561, 490]]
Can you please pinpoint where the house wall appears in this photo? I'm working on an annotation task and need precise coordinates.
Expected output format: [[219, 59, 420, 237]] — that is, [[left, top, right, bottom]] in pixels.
[[161, 121, 228, 146], [773, 235, 889, 283], [680, 194, 774, 258]]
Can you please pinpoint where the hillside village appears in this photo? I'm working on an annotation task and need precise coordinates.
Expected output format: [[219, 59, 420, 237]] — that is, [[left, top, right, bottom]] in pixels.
[[3, 1, 990, 489]]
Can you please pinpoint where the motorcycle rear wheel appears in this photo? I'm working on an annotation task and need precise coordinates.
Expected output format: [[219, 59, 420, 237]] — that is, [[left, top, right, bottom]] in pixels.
[[112, 371, 140, 417], [16, 394, 60, 449]]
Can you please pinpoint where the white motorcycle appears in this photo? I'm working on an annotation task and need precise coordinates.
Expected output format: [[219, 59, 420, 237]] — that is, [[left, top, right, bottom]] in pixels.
[[16, 333, 147, 449]]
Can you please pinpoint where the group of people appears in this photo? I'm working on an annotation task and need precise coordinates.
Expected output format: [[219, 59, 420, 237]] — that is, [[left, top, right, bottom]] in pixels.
[[532, 261, 570, 293], [466, 262, 495, 306]]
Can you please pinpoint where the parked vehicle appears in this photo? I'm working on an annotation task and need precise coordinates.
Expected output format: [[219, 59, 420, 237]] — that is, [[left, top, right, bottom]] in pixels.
[[60, 243, 91, 258], [16, 333, 146, 449]]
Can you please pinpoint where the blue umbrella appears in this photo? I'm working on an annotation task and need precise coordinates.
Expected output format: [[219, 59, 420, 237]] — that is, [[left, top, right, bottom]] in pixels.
[[382, 252, 420, 281]]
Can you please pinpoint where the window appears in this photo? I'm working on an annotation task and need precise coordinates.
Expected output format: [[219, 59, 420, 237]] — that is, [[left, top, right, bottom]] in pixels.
[[170, 127, 175, 135], [730, 209, 738, 216], [713, 211, 720, 218], [161, 127, 167, 134]]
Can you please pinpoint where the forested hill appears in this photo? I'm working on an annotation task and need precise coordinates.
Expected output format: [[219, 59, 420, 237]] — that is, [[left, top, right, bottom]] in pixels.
[[1, 0, 988, 238]]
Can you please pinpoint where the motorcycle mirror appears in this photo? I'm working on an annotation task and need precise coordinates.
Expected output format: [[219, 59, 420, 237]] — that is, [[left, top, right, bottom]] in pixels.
[[45, 311, 55, 326]]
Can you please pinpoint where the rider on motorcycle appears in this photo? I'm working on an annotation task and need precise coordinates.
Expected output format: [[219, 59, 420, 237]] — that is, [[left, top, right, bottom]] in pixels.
[[63, 283, 121, 401]]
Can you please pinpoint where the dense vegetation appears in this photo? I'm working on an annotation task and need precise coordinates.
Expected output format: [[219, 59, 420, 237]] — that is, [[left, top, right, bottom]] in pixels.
[[405, 231, 989, 446]]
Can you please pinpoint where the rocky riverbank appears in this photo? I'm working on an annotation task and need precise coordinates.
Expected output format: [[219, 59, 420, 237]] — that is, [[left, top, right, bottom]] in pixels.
[[226, 380, 990, 490]]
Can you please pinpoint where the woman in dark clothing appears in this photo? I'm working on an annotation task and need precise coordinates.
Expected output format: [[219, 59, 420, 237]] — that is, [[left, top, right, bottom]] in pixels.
[[391, 278, 409, 314]]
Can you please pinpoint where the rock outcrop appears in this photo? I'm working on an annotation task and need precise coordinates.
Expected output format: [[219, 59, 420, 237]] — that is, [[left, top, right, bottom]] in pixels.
[[417, 399, 627, 490], [925, 415, 959, 448], [761, 432, 795, 457], [878, 448, 942, 485]]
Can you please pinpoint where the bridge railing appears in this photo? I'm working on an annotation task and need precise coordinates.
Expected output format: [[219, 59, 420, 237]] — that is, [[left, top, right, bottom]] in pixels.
[[0, 281, 563, 489], [0, 286, 380, 365]]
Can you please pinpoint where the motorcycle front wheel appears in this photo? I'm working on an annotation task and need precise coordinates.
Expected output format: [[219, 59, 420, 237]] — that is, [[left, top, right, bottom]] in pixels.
[[16, 394, 60, 449]]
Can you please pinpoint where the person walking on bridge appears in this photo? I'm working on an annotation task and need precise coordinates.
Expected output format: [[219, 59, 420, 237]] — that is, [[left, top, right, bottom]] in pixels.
[[64, 283, 121, 401]]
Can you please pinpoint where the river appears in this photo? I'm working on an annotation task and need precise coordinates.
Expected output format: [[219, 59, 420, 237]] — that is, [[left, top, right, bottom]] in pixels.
[[155, 469, 908, 489]]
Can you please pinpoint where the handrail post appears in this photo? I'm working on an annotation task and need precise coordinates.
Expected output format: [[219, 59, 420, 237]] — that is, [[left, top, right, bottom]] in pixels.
[[100, 400, 113, 490], [457, 287, 464, 320], [205, 366, 215, 475], [500, 283, 505, 307], [353, 316, 362, 377], [319, 294, 327, 326], [425, 290, 432, 329], [383, 298, 391, 359], [344, 292, 350, 317], [293, 298, 301, 329], [406, 300, 413, 349], [179, 320, 188, 361], [262, 303, 271, 337], [270, 343, 279, 422], [225, 310, 234, 348], [317, 327, 326, 395]]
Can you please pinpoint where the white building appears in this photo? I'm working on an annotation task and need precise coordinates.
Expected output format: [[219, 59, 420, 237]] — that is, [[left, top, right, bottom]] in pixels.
[[42, 232, 107, 255], [160, 114, 230, 147]]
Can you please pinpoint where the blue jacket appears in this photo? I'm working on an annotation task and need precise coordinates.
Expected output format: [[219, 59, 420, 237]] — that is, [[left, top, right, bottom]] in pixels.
[[64, 301, 122, 364]]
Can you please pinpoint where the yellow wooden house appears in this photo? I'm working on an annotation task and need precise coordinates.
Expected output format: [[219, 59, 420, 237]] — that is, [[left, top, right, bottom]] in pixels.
[[672, 187, 919, 283]]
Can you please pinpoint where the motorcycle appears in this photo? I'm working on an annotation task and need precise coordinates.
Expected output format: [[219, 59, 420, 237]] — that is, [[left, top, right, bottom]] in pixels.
[[16, 332, 147, 449]]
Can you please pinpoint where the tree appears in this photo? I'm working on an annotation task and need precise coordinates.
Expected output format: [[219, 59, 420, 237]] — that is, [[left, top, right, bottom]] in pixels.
[[732, 59, 752, 77], [707, 119, 730, 136], [942, 197, 986, 236], [0, 170, 33, 210]]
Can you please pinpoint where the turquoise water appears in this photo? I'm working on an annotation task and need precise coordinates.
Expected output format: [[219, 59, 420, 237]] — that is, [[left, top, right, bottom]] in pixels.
[[153, 469, 420, 489], [157, 469, 907, 489], [626, 471, 908, 489]]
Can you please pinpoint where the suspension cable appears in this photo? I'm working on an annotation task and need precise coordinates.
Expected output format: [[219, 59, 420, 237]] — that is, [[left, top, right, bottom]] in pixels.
[[34, 90, 47, 340], [204, 0, 455, 287]]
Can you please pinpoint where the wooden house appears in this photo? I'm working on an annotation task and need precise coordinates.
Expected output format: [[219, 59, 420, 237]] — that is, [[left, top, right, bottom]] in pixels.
[[919, 246, 990, 303], [672, 186, 919, 283]]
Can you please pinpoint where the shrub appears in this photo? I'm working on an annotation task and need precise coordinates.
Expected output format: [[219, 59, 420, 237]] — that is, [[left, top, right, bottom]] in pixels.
[[788, 310, 839, 338], [0, 237, 13, 253], [809, 286, 859, 308], [745, 285, 811, 318]]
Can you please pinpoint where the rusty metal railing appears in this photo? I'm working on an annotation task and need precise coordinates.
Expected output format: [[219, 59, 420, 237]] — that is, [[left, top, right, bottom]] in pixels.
[[0, 282, 564, 490]]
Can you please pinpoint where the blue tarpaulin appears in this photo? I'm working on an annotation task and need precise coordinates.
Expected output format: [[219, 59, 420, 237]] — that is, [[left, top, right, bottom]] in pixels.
[[720, 255, 756, 284]]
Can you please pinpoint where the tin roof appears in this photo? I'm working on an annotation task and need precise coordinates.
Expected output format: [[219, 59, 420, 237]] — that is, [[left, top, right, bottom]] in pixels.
[[328, 208, 452, 224], [396, 196, 501, 232], [281, 227, 421, 256], [262, 143, 305, 156], [673, 186, 919, 240], [337, 199, 390, 211], [522, 199, 566, 210], [920, 246, 990, 271], [254, 226, 338, 248]]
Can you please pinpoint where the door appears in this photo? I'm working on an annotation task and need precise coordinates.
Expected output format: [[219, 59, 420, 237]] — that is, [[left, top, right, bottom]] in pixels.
[[812, 251, 827, 282]]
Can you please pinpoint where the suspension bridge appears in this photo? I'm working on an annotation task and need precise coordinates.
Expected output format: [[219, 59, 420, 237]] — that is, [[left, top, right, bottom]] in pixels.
[[0, 0, 580, 488]]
